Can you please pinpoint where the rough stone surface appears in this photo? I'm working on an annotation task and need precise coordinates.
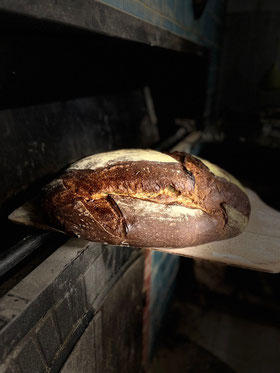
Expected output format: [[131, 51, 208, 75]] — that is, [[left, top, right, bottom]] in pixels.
[[54, 295, 74, 342], [84, 259, 99, 306], [85, 253, 108, 306], [94, 312, 103, 373], [0, 238, 142, 371], [35, 314, 61, 366], [100, 257, 144, 373], [61, 255, 144, 373], [0, 366, 16, 373], [84, 245, 139, 308], [67, 277, 87, 325], [60, 319, 96, 373], [0, 317, 7, 331], [0, 239, 91, 362], [14, 339, 47, 373]]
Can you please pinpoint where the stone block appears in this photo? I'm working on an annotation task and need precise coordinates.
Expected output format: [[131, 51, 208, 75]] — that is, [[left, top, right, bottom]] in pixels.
[[0, 239, 90, 362], [54, 295, 74, 342], [84, 261, 98, 306], [60, 320, 96, 373], [68, 277, 87, 325], [14, 339, 47, 373], [85, 254, 107, 306], [35, 314, 61, 367], [94, 312, 103, 373], [100, 257, 144, 373]]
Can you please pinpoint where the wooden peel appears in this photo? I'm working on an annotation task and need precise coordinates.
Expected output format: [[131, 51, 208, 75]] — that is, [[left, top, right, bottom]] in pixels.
[[149, 189, 280, 273], [8, 188, 280, 273], [8, 196, 65, 234]]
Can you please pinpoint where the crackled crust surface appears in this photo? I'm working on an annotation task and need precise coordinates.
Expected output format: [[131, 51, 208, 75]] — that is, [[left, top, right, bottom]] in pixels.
[[41, 149, 251, 248]]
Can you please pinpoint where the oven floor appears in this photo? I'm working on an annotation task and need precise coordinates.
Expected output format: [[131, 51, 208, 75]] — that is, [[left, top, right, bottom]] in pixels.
[[151, 259, 280, 373]]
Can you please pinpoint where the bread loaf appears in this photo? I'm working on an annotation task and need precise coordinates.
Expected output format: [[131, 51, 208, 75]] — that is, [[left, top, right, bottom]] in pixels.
[[41, 149, 251, 248]]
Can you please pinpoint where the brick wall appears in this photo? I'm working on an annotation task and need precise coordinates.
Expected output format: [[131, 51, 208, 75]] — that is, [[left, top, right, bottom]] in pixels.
[[0, 240, 144, 372]]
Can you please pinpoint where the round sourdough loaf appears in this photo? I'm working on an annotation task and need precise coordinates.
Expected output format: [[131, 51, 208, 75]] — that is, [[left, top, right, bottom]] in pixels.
[[41, 149, 251, 248]]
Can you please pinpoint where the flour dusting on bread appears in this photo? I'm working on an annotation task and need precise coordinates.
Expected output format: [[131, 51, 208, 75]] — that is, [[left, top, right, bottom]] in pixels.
[[70, 149, 178, 170]]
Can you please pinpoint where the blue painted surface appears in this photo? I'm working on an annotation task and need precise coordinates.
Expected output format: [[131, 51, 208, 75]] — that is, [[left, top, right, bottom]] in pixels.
[[99, 0, 225, 48]]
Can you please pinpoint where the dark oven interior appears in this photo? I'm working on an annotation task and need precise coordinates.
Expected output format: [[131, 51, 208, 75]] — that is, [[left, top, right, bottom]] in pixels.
[[1, 2, 280, 373]]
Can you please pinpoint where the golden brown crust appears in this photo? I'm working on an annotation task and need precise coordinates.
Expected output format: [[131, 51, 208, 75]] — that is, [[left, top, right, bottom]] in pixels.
[[41, 150, 251, 248]]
